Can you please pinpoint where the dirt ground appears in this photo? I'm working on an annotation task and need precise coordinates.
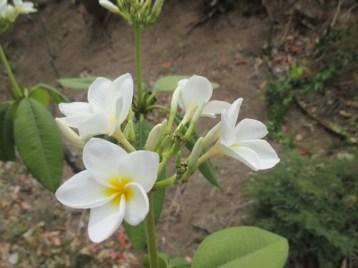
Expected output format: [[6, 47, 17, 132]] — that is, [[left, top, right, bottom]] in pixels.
[[0, 0, 347, 267]]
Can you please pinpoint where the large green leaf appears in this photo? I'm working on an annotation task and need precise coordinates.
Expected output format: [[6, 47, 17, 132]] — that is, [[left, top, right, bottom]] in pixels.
[[58, 76, 97, 90], [124, 118, 166, 251], [192, 226, 289, 268], [153, 75, 219, 92], [0, 103, 16, 161], [14, 98, 63, 192]]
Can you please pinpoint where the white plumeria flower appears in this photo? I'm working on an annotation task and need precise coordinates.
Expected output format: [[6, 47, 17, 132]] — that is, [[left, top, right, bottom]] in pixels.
[[177, 75, 230, 123], [13, 0, 36, 14], [56, 138, 159, 243], [218, 98, 280, 171], [0, 0, 16, 20], [58, 73, 133, 139]]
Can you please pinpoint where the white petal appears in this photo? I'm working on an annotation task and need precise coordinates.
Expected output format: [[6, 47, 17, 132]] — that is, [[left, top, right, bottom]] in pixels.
[[77, 112, 110, 138], [179, 75, 213, 112], [87, 77, 112, 110], [117, 151, 159, 192], [13, 0, 20, 5], [20, 2, 36, 12], [202, 100, 230, 118], [108, 97, 123, 135], [58, 115, 90, 129], [239, 140, 280, 169], [110, 74, 133, 124], [83, 138, 127, 186], [234, 119, 268, 141], [55, 170, 111, 209], [219, 143, 261, 171], [225, 98, 243, 129], [88, 196, 126, 243], [59, 102, 90, 117], [220, 98, 243, 145], [99, 0, 119, 13], [124, 183, 149, 225]]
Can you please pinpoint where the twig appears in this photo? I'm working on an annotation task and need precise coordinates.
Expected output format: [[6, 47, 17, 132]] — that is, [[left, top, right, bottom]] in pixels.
[[294, 96, 356, 144], [330, 0, 345, 28]]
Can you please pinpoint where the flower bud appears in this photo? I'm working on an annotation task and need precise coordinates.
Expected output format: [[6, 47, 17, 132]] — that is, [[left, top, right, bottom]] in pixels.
[[145, 120, 167, 151], [203, 122, 221, 148], [123, 119, 136, 143], [99, 0, 119, 14], [150, 0, 164, 22], [56, 118, 84, 149], [187, 137, 203, 170]]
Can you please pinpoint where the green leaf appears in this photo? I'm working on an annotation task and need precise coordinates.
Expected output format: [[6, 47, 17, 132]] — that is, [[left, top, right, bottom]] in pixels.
[[32, 83, 69, 103], [124, 117, 166, 251], [134, 117, 151, 150], [58, 76, 97, 90], [0, 103, 16, 161], [168, 257, 191, 268], [14, 98, 64, 192], [153, 75, 219, 92], [144, 253, 169, 268], [29, 88, 50, 106], [192, 226, 289, 268]]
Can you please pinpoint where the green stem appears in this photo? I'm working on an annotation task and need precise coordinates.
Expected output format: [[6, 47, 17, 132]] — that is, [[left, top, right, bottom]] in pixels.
[[134, 27, 144, 112], [154, 175, 176, 190], [0, 45, 23, 99], [145, 192, 159, 268], [113, 129, 136, 152]]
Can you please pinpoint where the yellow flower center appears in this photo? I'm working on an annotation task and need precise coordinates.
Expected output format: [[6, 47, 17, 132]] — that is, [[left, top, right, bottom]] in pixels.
[[104, 176, 133, 206]]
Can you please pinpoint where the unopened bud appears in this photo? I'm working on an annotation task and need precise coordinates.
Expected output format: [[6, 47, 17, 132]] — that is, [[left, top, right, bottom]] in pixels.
[[188, 137, 203, 170], [145, 120, 167, 151], [99, 0, 119, 14], [203, 123, 221, 148]]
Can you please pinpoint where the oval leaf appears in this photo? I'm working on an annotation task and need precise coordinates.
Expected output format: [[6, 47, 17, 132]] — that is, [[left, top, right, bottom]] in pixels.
[[192, 226, 289, 268], [14, 98, 64, 192], [0, 103, 16, 161], [58, 76, 97, 90], [154, 75, 219, 92]]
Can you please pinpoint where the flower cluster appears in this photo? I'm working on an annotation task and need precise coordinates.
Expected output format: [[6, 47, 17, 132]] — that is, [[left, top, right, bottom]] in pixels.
[[98, 0, 164, 27], [0, 0, 36, 33], [56, 73, 279, 242]]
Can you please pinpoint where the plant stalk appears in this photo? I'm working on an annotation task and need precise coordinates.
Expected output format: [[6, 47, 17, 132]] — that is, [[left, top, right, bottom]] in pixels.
[[0, 45, 23, 99], [134, 27, 144, 112], [145, 192, 159, 268]]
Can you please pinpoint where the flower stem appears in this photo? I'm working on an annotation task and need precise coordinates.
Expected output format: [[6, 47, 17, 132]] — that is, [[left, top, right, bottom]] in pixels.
[[113, 129, 136, 152], [0, 45, 23, 99], [134, 27, 144, 112], [145, 192, 159, 268]]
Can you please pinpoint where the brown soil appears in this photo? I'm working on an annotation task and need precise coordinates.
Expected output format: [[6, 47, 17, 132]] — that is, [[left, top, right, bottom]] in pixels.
[[0, 0, 347, 267]]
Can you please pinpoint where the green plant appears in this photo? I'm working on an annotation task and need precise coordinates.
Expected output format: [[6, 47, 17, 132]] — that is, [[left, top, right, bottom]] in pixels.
[[247, 151, 358, 268], [265, 26, 357, 137]]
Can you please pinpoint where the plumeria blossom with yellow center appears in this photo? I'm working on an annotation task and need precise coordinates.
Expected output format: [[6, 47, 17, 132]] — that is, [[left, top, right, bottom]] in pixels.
[[217, 98, 280, 171], [57, 73, 133, 139], [176, 75, 230, 124], [55, 138, 159, 243]]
